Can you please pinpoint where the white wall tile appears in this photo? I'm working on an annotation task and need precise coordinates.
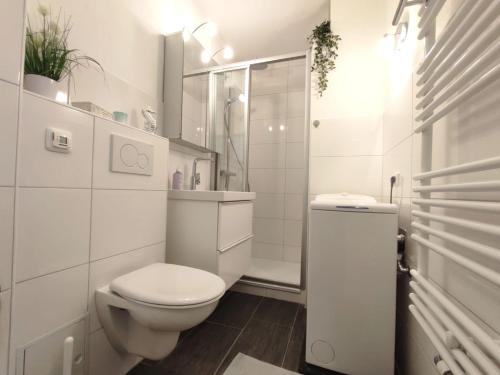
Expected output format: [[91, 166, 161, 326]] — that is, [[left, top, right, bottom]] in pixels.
[[89, 329, 139, 375], [286, 117, 305, 143], [88, 242, 165, 332], [284, 220, 302, 246], [16, 188, 91, 282], [251, 67, 288, 96], [310, 116, 383, 157], [18, 93, 94, 188], [285, 142, 305, 169], [284, 194, 303, 220], [285, 169, 305, 194], [250, 94, 287, 120], [288, 65, 306, 93], [283, 245, 301, 263], [287, 91, 305, 118], [92, 118, 169, 190], [0, 290, 10, 375], [252, 242, 283, 260], [249, 119, 286, 145], [253, 218, 284, 245], [309, 156, 383, 196], [11, 264, 88, 351], [0, 188, 14, 291], [90, 189, 167, 261], [0, 0, 24, 84], [0, 81, 19, 186], [248, 169, 285, 194], [253, 193, 284, 219], [248, 143, 285, 169], [382, 136, 413, 198]]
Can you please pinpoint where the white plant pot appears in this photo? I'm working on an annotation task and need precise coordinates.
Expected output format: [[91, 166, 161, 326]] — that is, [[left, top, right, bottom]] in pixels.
[[24, 74, 65, 101]]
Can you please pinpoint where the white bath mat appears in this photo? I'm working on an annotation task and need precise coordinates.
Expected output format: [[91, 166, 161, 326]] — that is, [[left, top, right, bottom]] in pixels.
[[223, 353, 300, 375]]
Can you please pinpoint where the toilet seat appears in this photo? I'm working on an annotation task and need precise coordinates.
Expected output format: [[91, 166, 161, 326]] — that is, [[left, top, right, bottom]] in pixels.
[[110, 263, 226, 308]]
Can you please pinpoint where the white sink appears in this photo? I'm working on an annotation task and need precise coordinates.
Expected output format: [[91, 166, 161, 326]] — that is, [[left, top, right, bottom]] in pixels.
[[168, 190, 256, 202]]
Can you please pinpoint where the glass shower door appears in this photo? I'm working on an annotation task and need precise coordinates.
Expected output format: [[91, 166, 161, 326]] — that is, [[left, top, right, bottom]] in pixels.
[[210, 67, 249, 191]]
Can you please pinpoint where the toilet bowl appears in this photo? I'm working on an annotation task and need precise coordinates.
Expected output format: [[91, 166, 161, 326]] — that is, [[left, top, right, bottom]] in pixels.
[[96, 263, 225, 360]]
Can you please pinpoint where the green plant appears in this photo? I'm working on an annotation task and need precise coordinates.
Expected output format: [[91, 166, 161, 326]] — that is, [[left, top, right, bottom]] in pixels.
[[308, 20, 341, 97], [25, 4, 102, 82]]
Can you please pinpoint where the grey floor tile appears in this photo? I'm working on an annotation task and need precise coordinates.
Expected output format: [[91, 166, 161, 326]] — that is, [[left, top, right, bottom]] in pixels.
[[252, 297, 299, 327], [208, 291, 263, 329]]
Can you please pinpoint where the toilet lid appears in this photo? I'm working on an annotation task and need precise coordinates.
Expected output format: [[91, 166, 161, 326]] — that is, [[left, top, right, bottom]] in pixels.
[[110, 263, 226, 306]]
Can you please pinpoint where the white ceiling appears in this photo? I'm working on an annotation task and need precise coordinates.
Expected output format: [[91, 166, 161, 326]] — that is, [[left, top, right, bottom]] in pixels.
[[192, 0, 330, 62]]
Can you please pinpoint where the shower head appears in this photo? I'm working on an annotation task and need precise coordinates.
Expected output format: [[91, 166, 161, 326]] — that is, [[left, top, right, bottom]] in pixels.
[[252, 63, 268, 70], [226, 93, 246, 105]]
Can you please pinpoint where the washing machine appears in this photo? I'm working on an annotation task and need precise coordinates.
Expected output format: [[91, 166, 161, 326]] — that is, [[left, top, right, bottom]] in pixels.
[[306, 193, 397, 375]]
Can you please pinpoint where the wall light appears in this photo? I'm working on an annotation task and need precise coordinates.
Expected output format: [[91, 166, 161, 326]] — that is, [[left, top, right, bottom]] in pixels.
[[379, 21, 408, 57], [182, 21, 217, 42], [201, 46, 235, 64]]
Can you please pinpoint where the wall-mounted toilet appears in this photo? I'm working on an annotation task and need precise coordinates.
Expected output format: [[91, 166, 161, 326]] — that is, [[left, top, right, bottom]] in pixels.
[[96, 263, 225, 360]]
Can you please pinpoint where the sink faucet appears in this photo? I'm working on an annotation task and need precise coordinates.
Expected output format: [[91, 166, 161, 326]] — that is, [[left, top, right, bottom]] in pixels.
[[191, 157, 211, 190]]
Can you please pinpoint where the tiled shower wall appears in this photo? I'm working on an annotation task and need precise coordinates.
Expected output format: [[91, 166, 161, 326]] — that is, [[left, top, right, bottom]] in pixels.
[[248, 59, 306, 264]]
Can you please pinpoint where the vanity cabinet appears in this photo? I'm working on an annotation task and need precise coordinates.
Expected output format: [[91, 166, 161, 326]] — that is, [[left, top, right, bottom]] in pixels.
[[166, 191, 255, 289]]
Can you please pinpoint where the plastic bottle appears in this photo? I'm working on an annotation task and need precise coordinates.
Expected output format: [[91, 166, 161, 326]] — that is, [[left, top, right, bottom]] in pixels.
[[172, 169, 183, 190]]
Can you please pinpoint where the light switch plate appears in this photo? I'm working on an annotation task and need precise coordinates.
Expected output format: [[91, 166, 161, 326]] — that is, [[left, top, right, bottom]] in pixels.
[[110, 134, 154, 176]]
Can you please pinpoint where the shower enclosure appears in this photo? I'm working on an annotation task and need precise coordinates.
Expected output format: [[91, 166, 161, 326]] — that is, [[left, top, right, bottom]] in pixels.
[[183, 52, 310, 291]]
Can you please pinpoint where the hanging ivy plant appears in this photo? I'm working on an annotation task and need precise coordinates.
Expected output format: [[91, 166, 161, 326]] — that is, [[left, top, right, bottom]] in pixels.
[[308, 20, 341, 97]]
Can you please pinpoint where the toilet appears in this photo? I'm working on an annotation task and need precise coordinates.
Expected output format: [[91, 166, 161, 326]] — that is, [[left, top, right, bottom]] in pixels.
[[95, 263, 226, 360]]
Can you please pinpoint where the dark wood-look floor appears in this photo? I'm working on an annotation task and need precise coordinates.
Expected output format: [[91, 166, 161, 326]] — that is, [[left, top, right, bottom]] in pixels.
[[128, 291, 337, 375]]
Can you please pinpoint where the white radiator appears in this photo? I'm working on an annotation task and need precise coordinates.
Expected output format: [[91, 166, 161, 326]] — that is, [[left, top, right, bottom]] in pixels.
[[410, 0, 500, 374]]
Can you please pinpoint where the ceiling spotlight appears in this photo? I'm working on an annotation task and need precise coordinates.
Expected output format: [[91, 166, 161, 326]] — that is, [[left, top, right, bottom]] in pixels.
[[201, 49, 212, 64], [206, 21, 217, 37], [182, 28, 191, 42], [201, 46, 235, 64], [223, 46, 234, 59], [186, 21, 217, 41]]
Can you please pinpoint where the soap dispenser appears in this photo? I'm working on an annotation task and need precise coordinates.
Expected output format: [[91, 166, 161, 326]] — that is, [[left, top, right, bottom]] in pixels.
[[172, 168, 183, 190]]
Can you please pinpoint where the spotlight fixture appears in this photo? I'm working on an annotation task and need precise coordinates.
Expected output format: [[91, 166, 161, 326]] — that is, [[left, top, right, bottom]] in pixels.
[[182, 21, 217, 42], [200, 46, 235, 64]]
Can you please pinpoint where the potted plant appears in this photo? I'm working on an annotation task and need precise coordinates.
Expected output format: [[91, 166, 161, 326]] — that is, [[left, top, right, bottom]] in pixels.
[[24, 4, 102, 100], [308, 20, 341, 97]]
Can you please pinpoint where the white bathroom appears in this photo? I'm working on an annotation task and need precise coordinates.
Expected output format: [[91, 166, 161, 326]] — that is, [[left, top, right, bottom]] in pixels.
[[0, 0, 499, 374]]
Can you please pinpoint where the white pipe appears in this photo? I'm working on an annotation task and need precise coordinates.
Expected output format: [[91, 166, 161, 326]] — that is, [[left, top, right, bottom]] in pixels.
[[63, 336, 74, 375], [417, 21, 500, 98], [417, 0, 483, 69], [413, 156, 500, 180], [410, 282, 500, 375], [413, 180, 500, 192], [409, 305, 465, 375], [412, 198, 500, 213], [417, 32, 500, 102], [415, 63, 500, 132], [411, 234, 500, 286], [412, 269, 500, 362], [412, 221, 500, 262], [417, 0, 498, 84], [416, 41, 500, 116], [409, 293, 452, 346], [417, 0, 446, 39], [412, 210, 500, 237], [451, 349, 483, 375]]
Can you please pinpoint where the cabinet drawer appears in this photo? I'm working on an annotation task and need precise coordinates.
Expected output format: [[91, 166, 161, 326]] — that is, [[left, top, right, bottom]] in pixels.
[[218, 202, 253, 251], [217, 237, 252, 290]]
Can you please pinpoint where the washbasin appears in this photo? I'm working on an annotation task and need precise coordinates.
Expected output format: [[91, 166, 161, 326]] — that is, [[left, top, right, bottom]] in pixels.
[[168, 190, 256, 202]]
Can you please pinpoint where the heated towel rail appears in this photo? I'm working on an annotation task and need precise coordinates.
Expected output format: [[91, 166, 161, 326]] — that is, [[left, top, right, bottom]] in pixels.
[[409, 0, 500, 374]]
